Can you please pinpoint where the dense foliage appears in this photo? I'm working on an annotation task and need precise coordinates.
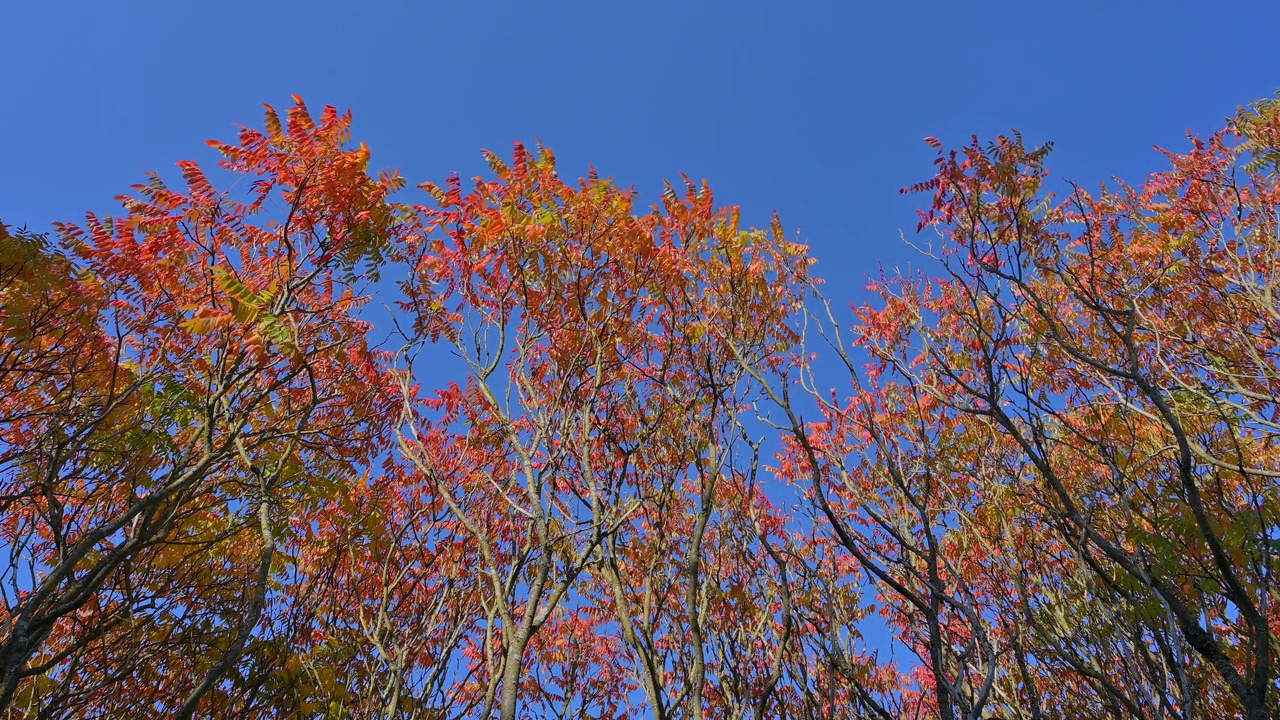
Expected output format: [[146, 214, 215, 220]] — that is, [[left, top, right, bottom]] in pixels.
[[2, 96, 1277, 719]]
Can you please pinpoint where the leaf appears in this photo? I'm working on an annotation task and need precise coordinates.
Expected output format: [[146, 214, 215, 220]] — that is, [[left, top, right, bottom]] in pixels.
[[181, 307, 234, 334], [212, 266, 258, 306]]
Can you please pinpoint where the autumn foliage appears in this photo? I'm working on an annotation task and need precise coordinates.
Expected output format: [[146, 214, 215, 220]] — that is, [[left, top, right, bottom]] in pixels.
[[2, 96, 1279, 719]]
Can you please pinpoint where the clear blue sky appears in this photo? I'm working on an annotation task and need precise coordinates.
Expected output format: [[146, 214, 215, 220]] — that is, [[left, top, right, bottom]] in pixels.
[[4, 0, 1279, 679], [4, 1, 1279, 294]]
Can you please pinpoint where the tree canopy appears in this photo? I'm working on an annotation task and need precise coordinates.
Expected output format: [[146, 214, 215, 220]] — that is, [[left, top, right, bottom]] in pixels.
[[2, 95, 1278, 719]]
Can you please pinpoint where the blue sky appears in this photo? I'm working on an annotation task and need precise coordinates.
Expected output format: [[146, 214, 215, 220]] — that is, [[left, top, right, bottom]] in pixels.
[[4, 0, 1279, 690], [5, 0, 1278, 291]]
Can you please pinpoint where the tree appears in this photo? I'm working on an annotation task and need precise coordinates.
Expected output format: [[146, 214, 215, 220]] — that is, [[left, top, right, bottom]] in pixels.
[[766, 98, 1280, 719], [396, 147, 812, 720], [0, 98, 400, 718]]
